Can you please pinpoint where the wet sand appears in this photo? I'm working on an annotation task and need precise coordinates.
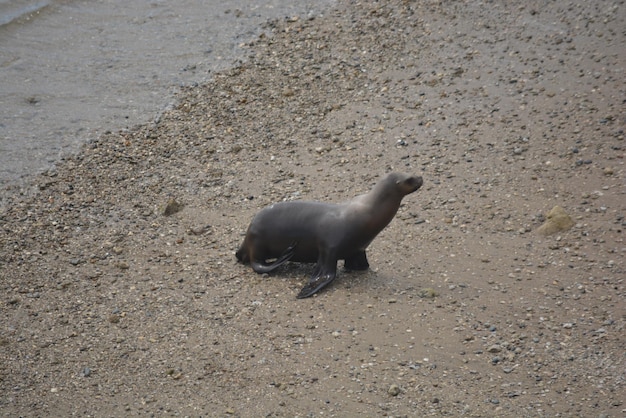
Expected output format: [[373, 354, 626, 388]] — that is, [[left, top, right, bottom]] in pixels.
[[0, 0, 333, 186], [1, 0, 624, 416]]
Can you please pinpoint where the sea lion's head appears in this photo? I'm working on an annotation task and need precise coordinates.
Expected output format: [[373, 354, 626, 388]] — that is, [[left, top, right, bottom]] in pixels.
[[389, 172, 423, 196]]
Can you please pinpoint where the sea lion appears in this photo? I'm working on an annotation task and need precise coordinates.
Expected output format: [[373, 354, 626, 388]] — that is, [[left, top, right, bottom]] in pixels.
[[236, 172, 423, 298]]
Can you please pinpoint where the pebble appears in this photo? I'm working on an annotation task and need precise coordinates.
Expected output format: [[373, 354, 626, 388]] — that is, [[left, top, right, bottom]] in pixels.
[[161, 198, 183, 216], [417, 288, 438, 298], [116, 261, 130, 270], [388, 384, 401, 396], [188, 225, 211, 235]]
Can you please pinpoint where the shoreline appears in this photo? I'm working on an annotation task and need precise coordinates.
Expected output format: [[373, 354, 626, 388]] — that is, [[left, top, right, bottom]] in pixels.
[[0, 0, 51, 27], [1, 0, 624, 416], [0, 0, 334, 188]]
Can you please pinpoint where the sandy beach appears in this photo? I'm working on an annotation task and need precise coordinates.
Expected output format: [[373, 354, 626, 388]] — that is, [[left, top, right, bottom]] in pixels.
[[1, 0, 624, 416]]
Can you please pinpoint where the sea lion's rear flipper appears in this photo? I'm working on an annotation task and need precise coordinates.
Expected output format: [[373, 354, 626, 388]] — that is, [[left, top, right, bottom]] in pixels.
[[250, 242, 297, 274]]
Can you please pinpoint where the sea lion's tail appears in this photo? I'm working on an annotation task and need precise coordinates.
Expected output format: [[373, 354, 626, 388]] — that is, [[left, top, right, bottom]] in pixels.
[[235, 246, 246, 262]]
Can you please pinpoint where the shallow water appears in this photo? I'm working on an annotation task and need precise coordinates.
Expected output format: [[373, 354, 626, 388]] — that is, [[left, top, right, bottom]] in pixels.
[[0, 0, 50, 26], [0, 0, 334, 187]]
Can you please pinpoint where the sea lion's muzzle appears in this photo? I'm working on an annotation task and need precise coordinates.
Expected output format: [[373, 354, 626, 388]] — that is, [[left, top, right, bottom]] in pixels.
[[405, 175, 423, 193]]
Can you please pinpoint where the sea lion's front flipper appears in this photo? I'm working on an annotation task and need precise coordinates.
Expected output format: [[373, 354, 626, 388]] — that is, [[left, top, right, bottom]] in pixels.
[[344, 251, 369, 271], [250, 242, 297, 274], [296, 271, 336, 298], [296, 257, 337, 299]]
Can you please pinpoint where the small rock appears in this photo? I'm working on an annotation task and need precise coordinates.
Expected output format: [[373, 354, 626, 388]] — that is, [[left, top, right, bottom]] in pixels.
[[487, 345, 502, 353], [537, 206, 574, 236], [418, 288, 438, 298], [161, 199, 184, 216], [188, 225, 211, 236], [116, 261, 130, 270], [388, 384, 401, 396]]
